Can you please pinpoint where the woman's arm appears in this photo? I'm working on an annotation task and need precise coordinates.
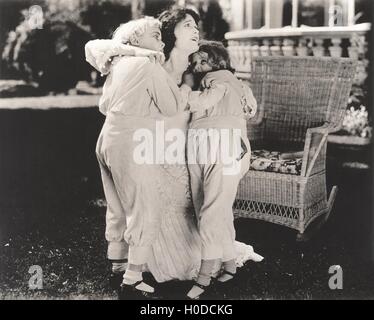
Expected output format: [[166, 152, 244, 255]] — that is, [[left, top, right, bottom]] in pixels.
[[85, 39, 165, 75]]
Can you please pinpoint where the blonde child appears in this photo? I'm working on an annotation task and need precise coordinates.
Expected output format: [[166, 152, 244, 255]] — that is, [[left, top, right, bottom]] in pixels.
[[91, 17, 178, 299]]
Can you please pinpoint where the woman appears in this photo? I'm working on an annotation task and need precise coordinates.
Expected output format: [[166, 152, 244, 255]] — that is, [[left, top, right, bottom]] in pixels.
[[85, 6, 262, 296]]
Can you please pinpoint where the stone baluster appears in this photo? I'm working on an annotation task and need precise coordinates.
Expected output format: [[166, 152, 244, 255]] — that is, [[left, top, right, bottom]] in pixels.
[[358, 35, 368, 58], [328, 37, 342, 57], [282, 38, 296, 56], [238, 42, 246, 69], [251, 40, 261, 57], [227, 41, 239, 69], [347, 35, 359, 59], [296, 38, 308, 56], [243, 44, 252, 69], [234, 42, 242, 68], [349, 33, 369, 86], [227, 42, 235, 68], [311, 38, 325, 57], [260, 39, 271, 56], [270, 39, 282, 56]]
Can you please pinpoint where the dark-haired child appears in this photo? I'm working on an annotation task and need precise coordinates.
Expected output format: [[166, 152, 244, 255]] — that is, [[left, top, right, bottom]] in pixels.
[[184, 40, 257, 299]]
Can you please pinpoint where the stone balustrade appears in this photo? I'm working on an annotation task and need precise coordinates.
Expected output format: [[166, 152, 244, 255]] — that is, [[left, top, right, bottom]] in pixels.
[[225, 23, 371, 85]]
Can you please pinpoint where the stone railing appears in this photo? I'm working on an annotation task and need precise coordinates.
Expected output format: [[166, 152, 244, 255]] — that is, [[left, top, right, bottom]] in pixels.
[[225, 23, 371, 86]]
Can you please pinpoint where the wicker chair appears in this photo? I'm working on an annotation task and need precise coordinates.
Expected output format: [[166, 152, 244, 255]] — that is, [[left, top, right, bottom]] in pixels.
[[234, 56, 356, 240]]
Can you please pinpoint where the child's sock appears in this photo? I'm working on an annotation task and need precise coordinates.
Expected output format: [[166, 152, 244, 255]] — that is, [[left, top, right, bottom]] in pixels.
[[112, 261, 128, 274], [123, 268, 142, 285], [187, 259, 216, 299], [211, 260, 222, 280], [217, 259, 236, 282], [122, 268, 154, 293], [197, 259, 216, 286]]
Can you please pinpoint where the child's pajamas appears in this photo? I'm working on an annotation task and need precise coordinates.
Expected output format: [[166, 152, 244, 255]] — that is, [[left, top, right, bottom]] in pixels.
[[96, 56, 182, 265], [186, 70, 257, 261]]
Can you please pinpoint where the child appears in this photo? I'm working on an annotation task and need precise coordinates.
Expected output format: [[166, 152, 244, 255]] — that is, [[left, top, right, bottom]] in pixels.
[[93, 17, 178, 298], [183, 41, 257, 299]]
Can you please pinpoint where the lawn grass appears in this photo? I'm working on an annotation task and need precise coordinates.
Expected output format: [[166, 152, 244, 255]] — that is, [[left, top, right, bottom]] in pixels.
[[0, 106, 373, 300]]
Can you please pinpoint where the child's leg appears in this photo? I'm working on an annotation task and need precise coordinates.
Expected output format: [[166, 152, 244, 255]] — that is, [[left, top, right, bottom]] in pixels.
[[110, 159, 163, 293], [218, 149, 251, 282], [187, 133, 250, 297], [198, 162, 234, 260], [187, 128, 205, 219], [96, 150, 129, 262], [187, 258, 218, 299], [188, 163, 204, 223], [112, 259, 128, 273], [218, 259, 237, 282], [187, 159, 221, 299], [98, 128, 163, 296], [122, 263, 154, 293], [218, 211, 237, 282], [186, 161, 229, 299]]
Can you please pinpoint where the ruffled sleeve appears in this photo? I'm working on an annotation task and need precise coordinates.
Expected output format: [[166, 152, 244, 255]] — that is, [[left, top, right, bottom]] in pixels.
[[85, 39, 135, 75]]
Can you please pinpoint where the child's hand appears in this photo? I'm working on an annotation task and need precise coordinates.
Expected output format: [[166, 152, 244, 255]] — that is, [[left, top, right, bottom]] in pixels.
[[134, 47, 165, 64], [241, 83, 257, 119], [182, 72, 195, 88], [85, 40, 123, 75]]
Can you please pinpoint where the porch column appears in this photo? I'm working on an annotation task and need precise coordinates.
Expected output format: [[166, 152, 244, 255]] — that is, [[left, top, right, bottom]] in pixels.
[[245, 0, 254, 29], [265, 0, 271, 28], [230, 0, 245, 31], [347, 0, 355, 26], [292, 0, 298, 27]]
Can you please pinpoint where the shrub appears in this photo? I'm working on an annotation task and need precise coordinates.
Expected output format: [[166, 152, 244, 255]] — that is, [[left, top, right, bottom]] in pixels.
[[1, 0, 133, 93], [80, 0, 132, 39], [342, 106, 372, 139], [2, 6, 93, 93]]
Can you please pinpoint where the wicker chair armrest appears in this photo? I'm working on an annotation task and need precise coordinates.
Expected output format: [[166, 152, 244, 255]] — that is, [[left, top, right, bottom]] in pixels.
[[301, 125, 329, 177], [311, 122, 342, 134]]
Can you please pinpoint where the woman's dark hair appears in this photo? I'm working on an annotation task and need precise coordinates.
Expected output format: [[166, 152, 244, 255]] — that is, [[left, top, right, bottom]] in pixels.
[[158, 6, 200, 61], [196, 40, 235, 73]]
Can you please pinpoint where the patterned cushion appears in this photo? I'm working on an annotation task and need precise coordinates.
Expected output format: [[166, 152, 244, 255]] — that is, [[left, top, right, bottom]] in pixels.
[[250, 150, 303, 175]]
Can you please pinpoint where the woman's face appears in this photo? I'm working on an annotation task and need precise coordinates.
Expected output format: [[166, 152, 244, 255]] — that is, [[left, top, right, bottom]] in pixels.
[[173, 14, 199, 55]]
